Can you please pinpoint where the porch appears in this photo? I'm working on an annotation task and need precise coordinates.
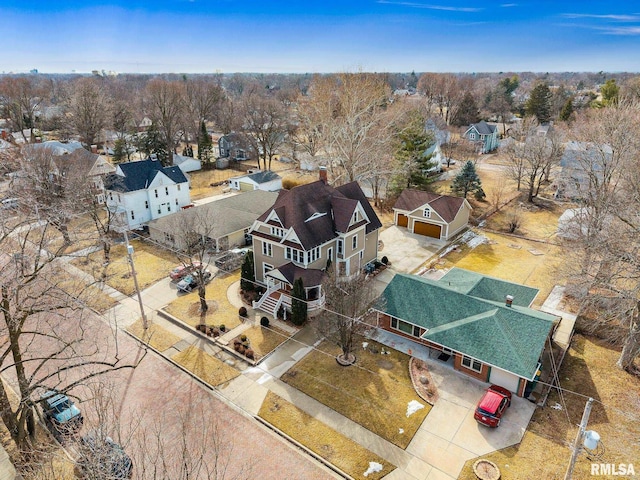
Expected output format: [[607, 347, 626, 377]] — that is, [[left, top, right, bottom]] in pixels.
[[253, 286, 326, 318]]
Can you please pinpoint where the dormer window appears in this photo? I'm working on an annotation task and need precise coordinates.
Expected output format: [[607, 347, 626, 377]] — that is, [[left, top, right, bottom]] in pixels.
[[423, 208, 431, 218], [271, 226, 285, 238], [352, 210, 361, 224]]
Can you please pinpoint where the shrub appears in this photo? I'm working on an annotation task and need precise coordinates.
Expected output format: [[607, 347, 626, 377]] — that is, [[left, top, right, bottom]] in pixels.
[[381, 256, 389, 265], [240, 334, 248, 342], [219, 324, 226, 332], [277, 305, 285, 319], [212, 328, 220, 337], [260, 317, 270, 327], [237, 345, 246, 355], [239, 306, 248, 318], [245, 349, 255, 360], [233, 339, 242, 347]]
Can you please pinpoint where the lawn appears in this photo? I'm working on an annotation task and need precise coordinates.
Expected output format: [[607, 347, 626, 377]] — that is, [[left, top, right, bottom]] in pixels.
[[440, 230, 565, 308], [164, 272, 242, 329], [281, 339, 430, 449], [72, 238, 177, 296], [259, 391, 395, 480], [458, 335, 640, 480], [34, 215, 101, 255], [234, 324, 291, 360], [126, 318, 181, 352], [56, 273, 117, 313], [171, 345, 240, 386]]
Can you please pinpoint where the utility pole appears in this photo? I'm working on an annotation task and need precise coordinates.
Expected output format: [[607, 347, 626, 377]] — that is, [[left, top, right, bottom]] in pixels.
[[123, 229, 148, 330], [564, 397, 594, 480]]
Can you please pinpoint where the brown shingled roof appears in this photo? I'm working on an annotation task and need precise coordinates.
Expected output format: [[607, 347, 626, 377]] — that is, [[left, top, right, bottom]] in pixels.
[[256, 180, 382, 250], [394, 189, 467, 223]]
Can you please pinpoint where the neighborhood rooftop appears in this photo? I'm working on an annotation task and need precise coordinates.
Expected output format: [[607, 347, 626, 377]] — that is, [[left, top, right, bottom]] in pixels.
[[394, 189, 466, 224], [104, 158, 188, 192]]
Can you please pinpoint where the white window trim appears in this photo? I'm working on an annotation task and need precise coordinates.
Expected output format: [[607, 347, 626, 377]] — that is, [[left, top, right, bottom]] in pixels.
[[461, 355, 483, 373], [262, 241, 273, 257], [352, 235, 358, 250], [423, 208, 431, 218]]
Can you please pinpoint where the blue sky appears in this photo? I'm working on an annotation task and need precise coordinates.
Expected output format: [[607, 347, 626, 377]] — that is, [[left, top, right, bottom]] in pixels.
[[1, 1, 639, 73]]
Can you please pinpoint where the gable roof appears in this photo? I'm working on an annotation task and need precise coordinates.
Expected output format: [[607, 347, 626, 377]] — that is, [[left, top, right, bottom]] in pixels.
[[378, 271, 557, 379], [256, 180, 381, 250], [104, 158, 188, 193], [393, 189, 468, 223], [269, 262, 325, 288], [149, 190, 278, 239], [471, 121, 496, 135], [27, 140, 84, 156]]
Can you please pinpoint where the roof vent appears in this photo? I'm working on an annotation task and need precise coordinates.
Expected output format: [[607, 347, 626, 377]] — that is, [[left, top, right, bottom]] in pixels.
[[505, 295, 514, 307]]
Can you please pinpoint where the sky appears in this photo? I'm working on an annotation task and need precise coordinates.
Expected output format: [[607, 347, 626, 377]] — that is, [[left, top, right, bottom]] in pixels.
[[1, 1, 639, 74]]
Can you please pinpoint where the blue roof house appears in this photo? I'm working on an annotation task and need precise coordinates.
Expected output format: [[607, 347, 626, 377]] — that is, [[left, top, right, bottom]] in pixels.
[[463, 121, 499, 154], [104, 158, 191, 229]]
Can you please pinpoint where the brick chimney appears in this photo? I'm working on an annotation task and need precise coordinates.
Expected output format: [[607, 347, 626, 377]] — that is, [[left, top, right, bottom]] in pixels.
[[319, 166, 328, 184], [1, 130, 6, 140], [91, 144, 98, 154], [505, 295, 514, 307]]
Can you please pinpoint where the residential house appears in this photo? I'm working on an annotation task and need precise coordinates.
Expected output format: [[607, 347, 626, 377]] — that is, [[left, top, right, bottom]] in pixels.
[[29, 140, 84, 156], [463, 121, 499, 154], [148, 189, 277, 252], [137, 117, 153, 132], [250, 169, 382, 316], [218, 133, 254, 162], [229, 170, 282, 192], [173, 153, 202, 173], [374, 268, 559, 396], [393, 189, 471, 240], [104, 158, 191, 229], [554, 141, 610, 200], [63, 148, 116, 204]]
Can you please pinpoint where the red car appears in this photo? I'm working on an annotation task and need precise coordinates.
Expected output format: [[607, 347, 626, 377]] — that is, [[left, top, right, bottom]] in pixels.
[[169, 261, 202, 281], [474, 385, 512, 428]]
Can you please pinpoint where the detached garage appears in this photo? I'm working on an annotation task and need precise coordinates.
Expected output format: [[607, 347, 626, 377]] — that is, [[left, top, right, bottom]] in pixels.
[[393, 189, 472, 241]]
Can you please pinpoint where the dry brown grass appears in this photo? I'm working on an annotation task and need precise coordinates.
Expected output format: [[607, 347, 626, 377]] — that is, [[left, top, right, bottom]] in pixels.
[[165, 272, 242, 329], [259, 391, 395, 480], [56, 273, 117, 313], [282, 339, 430, 449], [439, 230, 564, 308], [188, 169, 240, 200], [72, 239, 177, 296], [126, 318, 181, 352], [458, 335, 640, 480], [235, 325, 291, 359], [33, 215, 101, 255], [171, 345, 240, 386]]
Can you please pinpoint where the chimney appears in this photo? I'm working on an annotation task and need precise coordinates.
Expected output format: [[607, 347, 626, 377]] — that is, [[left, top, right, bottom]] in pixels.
[[91, 144, 98, 154], [1, 130, 6, 140], [319, 166, 327, 184], [505, 295, 514, 307]]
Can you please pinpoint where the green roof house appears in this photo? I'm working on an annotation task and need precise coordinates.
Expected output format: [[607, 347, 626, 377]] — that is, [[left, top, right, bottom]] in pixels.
[[374, 268, 559, 396]]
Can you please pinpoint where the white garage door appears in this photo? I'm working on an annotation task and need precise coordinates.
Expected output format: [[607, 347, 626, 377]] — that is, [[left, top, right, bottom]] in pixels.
[[489, 367, 520, 393]]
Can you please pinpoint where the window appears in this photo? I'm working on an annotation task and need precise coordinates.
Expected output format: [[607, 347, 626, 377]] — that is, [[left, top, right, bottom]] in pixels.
[[469, 132, 476, 140], [263, 263, 273, 280], [155, 189, 158, 198], [423, 208, 431, 218], [461, 356, 483, 373], [117, 194, 121, 202], [327, 247, 333, 261], [271, 226, 284, 238], [306, 246, 320, 264], [352, 210, 360, 224], [359, 251, 364, 260], [177, 184, 181, 191], [337, 239, 343, 255], [390, 317, 421, 337], [109, 192, 113, 201], [352, 235, 357, 249], [145, 200, 149, 209], [262, 241, 272, 257], [130, 211, 135, 220], [157, 206, 161, 214], [175, 198, 179, 206], [165, 186, 169, 196], [167, 204, 171, 212]]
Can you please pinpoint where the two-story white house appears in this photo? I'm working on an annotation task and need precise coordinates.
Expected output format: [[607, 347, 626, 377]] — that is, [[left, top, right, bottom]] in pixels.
[[103, 158, 191, 229], [250, 168, 382, 317]]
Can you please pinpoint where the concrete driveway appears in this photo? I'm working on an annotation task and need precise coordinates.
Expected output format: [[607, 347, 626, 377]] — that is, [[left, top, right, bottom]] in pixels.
[[379, 226, 446, 274]]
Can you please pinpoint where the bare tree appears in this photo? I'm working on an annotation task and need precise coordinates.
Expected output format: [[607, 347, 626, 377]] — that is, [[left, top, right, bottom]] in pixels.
[[146, 79, 185, 165], [0, 76, 48, 143], [315, 272, 378, 365], [66, 77, 111, 148], [183, 78, 224, 148]]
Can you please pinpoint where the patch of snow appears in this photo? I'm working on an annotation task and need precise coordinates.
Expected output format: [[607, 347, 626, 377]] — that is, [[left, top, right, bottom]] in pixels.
[[406, 400, 425, 417], [551, 402, 563, 410], [398, 428, 404, 434], [363, 462, 383, 477], [362, 342, 369, 350]]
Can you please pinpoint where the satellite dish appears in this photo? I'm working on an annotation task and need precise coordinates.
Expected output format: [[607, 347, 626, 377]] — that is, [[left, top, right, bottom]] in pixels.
[[583, 430, 600, 450]]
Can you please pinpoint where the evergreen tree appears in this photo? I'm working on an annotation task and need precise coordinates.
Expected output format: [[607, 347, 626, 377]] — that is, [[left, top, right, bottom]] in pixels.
[[139, 123, 169, 165], [601, 79, 619, 106], [240, 251, 255, 292], [525, 82, 553, 124], [559, 97, 574, 122], [291, 278, 307, 326], [197, 120, 213, 165], [452, 92, 480, 127], [392, 111, 436, 193], [112, 138, 127, 164], [451, 160, 483, 198]]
